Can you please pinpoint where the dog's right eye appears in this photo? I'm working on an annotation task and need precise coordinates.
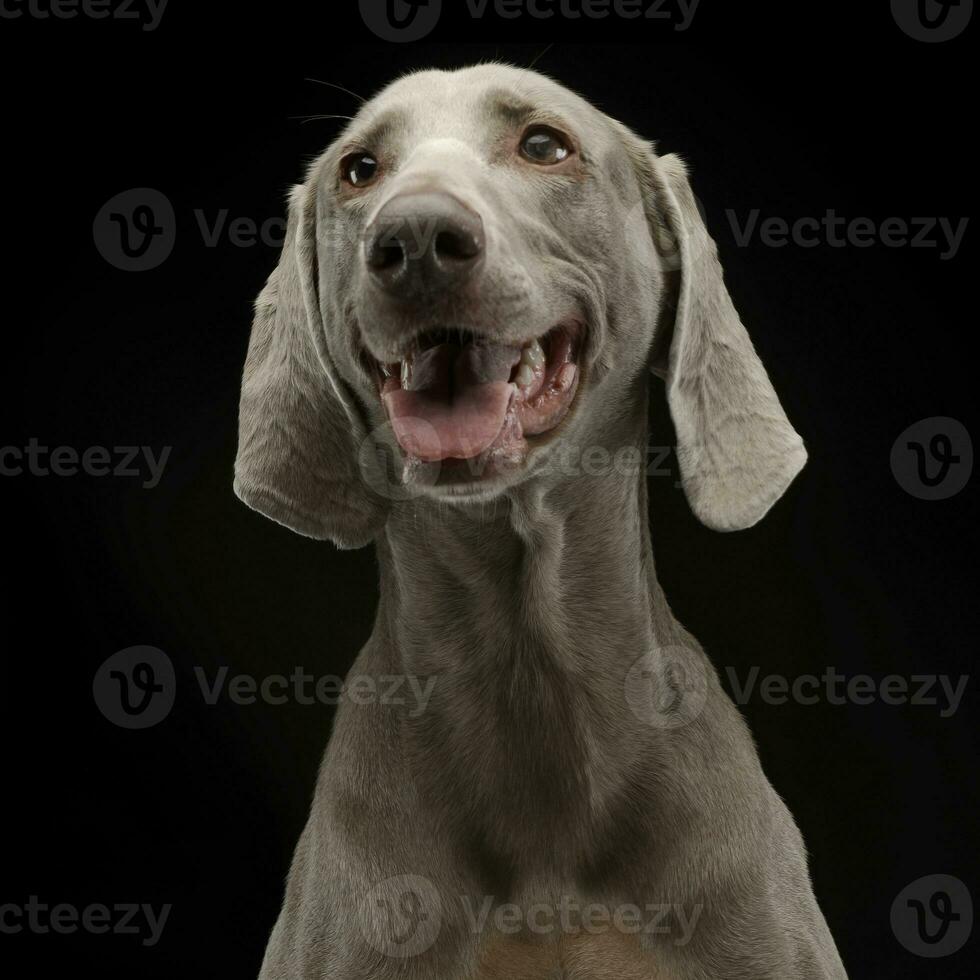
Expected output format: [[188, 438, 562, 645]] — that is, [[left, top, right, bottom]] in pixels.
[[341, 152, 379, 187]]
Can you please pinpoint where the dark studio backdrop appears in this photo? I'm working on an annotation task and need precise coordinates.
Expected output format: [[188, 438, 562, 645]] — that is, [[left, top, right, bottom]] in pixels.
[[0, 2, 976, 977]]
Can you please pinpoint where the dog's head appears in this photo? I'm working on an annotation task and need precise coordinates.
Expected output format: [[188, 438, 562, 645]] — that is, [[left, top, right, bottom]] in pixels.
[[234, 65, 806, 547]]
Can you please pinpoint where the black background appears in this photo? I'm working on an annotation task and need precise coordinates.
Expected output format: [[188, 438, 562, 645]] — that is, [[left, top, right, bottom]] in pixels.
[[1, 2, 976, 977]]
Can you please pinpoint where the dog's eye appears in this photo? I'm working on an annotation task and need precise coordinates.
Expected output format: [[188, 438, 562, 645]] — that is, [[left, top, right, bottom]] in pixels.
[[520, 127, 572, 166], [342, 152, 379, 187]]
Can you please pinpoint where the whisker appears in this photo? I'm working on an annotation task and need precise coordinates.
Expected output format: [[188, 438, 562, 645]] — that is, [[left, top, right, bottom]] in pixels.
[[290, 114, 357, 125], [304, 77, 367, 103], [527, 43, 554, 71]]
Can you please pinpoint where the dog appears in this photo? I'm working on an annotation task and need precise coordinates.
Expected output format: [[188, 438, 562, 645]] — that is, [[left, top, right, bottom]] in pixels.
[[234, 64, 848, 980]]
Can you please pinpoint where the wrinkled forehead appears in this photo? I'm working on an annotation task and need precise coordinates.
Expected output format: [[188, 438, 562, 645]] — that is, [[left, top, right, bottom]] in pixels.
[[338, 65, 607, 154]]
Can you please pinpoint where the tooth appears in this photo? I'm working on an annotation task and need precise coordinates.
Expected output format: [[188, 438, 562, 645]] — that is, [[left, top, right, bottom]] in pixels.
[[515, 363, 534, 387], [401, 359, 411, 388], [525, 338, 545, 367]]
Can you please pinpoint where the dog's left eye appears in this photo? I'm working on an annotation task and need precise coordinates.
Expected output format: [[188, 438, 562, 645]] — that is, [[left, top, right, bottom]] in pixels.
[[520, 127, 572, 166]]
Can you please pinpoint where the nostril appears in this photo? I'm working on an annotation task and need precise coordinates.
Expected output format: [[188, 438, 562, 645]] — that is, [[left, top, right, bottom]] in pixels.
[[367, 221, 408, 275], [435, 228, 480, 263], [371, 242, 404, 271]]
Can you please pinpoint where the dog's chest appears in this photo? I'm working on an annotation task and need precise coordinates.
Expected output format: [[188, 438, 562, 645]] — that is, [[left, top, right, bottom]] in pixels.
[[404, 607, 659, 879], [424, 645, 633, 850]]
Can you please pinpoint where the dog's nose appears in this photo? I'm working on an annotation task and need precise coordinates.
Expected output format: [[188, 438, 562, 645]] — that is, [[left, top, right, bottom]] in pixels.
[[365, 191, 485, 299]]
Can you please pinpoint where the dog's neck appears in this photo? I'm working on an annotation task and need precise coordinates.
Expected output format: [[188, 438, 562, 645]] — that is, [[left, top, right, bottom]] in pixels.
[[378, 406, 669, 671], [373, 401, 680, 873]]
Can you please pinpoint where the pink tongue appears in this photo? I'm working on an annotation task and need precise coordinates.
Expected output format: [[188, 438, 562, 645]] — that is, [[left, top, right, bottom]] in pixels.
[[383, 343, 520, 462]]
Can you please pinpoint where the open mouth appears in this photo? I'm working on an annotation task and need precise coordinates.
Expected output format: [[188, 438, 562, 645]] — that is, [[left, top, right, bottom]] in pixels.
[[376, 323, 582, 479]]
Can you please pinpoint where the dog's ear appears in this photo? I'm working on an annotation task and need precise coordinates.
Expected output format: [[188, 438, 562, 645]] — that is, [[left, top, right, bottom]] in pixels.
[[642, 150, 807, 531], [234, 180, 387, 548]]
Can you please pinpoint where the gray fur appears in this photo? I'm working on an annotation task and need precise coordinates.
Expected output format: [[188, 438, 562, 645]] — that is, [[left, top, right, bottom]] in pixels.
[[235, 65, 845, 979]]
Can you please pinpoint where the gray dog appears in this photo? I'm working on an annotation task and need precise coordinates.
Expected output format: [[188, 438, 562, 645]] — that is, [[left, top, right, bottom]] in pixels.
[[234, 65, 847, 980]]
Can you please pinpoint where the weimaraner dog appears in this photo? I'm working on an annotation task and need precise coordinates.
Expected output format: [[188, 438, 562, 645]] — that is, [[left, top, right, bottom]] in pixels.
[[235, 65, 847, 979]]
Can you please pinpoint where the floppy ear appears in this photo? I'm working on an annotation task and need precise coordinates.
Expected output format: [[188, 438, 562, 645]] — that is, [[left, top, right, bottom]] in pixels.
[[645, 151, 807, 531], [234, 181, 387, 548]]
